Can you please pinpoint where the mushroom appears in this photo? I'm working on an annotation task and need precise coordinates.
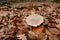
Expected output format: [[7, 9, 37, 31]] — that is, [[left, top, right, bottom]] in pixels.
[[26, 14, 44, 27]]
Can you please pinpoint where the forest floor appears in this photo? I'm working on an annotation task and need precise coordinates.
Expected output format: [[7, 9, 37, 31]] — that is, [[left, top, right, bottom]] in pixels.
[[0, 2, 60, 40]]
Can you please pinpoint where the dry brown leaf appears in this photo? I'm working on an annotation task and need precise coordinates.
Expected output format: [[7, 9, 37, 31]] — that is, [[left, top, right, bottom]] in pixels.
[[20, 21, 25, 26], [56, 24, 60, 29], [48, 23, 56, 28], [45, 29, 52, 35], [49, 35, 53, 40], [28, 33, 37, 39], [32, 27, 44, 35], [28, 27, 44, 39], [49, 35, 59, 40], [38, 33, 47, 40], [48, 28, 60, 35], [12, 27, 18, 34], [17, 28, 28, 34], [53, 36, 59, 40]]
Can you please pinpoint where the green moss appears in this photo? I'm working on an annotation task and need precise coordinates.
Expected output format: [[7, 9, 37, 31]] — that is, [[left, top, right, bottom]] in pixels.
[[53, 0, 60, 3]]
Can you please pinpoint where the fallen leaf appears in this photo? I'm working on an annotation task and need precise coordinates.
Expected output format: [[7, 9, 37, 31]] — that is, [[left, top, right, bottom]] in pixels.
[[49, 35, 59, 40], [28, 33, 37, 39], [32, 27, 44, 35], [55, 19, 60, 23], [49, 35, 53, 40], [48, 28, 60, 35], [56, 24, 60, 29], [28, 31, 37, 39], [38, 33, 47, 40], [53, 36, 59, 40], [16, 34, 27, 40]]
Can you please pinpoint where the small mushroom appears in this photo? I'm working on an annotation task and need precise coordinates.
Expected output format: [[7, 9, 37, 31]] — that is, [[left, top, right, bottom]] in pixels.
[[26, 14, 44, 27]]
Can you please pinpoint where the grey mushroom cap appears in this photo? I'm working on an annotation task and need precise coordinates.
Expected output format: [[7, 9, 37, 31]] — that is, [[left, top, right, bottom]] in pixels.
[[26, 14, 44, 27]]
